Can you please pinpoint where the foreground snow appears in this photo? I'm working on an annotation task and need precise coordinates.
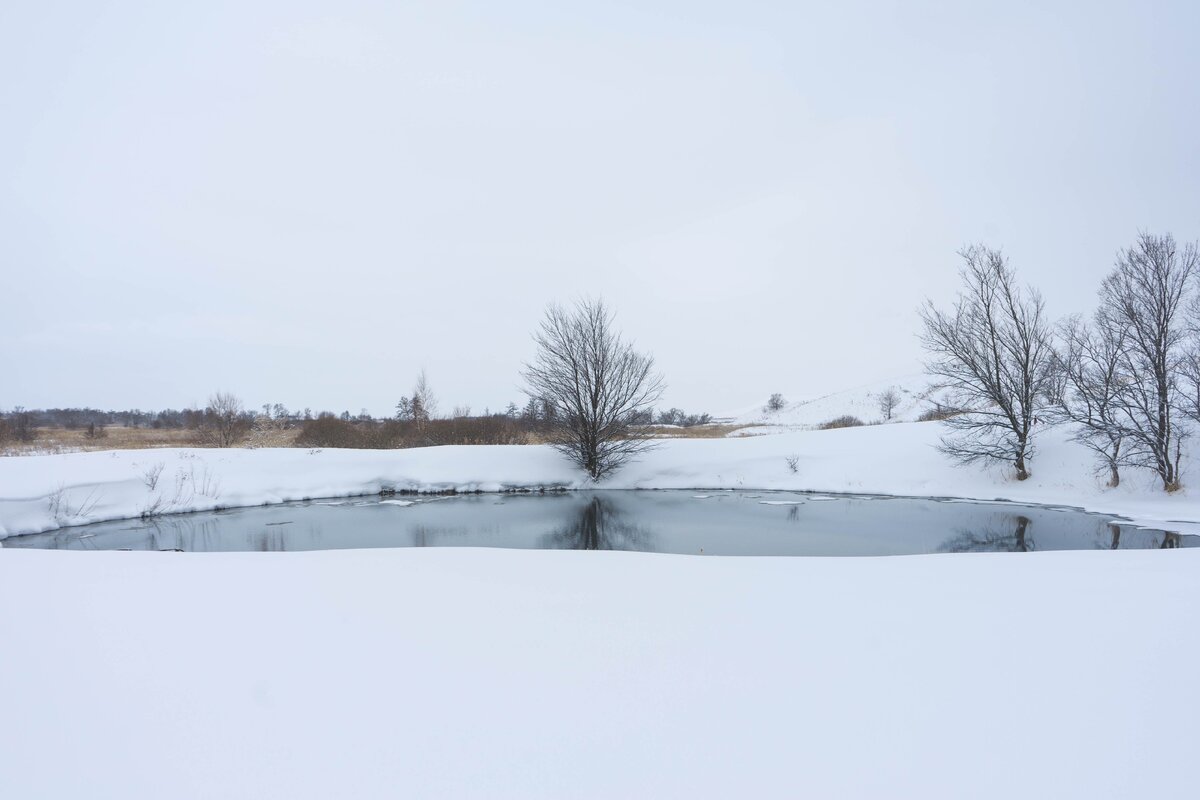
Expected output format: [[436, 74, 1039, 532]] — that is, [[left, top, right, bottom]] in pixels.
[[3, 421, 1200, 538], [4, 423, 1197, 798], [0, 546, 1195, 799]]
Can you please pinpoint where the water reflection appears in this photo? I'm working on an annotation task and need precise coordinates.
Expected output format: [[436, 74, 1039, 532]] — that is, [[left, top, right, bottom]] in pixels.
[[940, 515, 1034, 553], [541, 496, 651, 551], [4, 491, 1196, 556]]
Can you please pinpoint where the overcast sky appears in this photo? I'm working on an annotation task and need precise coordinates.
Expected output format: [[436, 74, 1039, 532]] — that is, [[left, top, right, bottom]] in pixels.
[[3, 1, 1198, 416]]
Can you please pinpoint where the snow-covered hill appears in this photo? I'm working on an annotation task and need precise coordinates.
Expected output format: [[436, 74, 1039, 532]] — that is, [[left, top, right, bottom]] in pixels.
[[724, 375, 942, 430]]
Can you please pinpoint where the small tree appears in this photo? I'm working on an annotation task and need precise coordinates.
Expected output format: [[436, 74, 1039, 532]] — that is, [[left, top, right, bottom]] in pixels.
[[1101, 233, 1197, 490], [766, 393, 785, 412], [204, 392, 250, 447], [919, 245, 1054, 480], [877, 387, 900, 421], [523, 298, 664, 480], [413, 370, 437, 422]]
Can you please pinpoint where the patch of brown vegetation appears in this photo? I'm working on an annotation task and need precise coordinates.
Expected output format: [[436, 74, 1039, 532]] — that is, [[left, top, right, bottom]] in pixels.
[[643, 424, 750, 439], [1, 426, 301, 455]]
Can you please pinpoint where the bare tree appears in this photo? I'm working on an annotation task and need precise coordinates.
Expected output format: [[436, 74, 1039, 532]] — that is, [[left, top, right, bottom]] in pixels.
[[204, 392, 249, 447], [0, 407, 39, 443], [877, 387, 901, 421], [412, 369, 438, 423], [1047, 313, 1128, 487], [523, 298, 664, 480], [919, 246, 1054, 480], [766, 393, 786, 412], [1100, 233, 1197, 490]]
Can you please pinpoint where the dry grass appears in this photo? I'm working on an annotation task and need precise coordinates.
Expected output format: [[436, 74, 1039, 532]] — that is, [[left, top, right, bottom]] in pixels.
[[0, 426, 301, 455], [643, 424, 750, 439]]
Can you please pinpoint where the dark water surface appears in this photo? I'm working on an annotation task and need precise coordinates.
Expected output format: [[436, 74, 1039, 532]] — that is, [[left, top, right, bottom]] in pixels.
[[4, 490, 1195, 555]]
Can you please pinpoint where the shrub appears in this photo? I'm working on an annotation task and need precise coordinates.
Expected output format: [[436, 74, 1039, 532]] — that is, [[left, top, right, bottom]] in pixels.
[[917, 406, 965, 422], [766, 393, 786, 412], [296, 415, 363, 448], [819, 415, 864, 430], [653, 408, 714, 427], [296, 413, 534, 450]]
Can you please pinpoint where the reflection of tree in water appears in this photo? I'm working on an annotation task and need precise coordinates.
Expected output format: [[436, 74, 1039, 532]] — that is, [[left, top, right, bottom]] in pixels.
[[145, 516, 228, 551], [255, 525, 288, 552], [408, 525, 476, 547], [541, 496, 652, 551], [1109, 522, 1183, 550], [939, 515, 1035, 553]]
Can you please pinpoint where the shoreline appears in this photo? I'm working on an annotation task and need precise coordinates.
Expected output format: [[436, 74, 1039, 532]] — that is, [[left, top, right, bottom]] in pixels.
[[4, 422, 1200, 539]]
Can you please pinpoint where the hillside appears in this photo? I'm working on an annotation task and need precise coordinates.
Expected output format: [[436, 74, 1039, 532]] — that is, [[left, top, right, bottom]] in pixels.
[[724, 375, 941, 430]]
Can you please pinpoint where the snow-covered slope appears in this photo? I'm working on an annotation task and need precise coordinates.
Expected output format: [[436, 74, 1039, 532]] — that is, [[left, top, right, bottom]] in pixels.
[[726, 375, 940, 429]]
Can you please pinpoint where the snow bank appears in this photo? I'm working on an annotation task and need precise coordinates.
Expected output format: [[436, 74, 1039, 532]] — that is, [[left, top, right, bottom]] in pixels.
[[3, 421, 1200, 538], [0, 546, 1195, 798]]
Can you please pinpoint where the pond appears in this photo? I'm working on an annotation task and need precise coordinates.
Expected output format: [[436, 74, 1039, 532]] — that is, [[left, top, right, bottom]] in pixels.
[[3, 490, 1194, 555]]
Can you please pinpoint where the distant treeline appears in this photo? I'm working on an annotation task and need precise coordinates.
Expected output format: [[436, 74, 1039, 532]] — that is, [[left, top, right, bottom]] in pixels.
[[4, 407, 224, 431], [0, 400, 714, 449]]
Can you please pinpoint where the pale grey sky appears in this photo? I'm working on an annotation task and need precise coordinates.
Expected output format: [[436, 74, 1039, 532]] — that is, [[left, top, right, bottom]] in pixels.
[[3, 1, 1198, 416]]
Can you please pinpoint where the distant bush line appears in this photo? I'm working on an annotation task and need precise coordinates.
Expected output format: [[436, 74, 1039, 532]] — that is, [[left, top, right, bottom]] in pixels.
[[0, 402, 716, 451]]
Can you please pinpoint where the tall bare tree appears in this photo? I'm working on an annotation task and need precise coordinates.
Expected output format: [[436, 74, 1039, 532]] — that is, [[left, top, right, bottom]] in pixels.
[[1047, 313, 1129, 487], [919, 246, 1053, 480], [523, 298, 664, 480], [1100, 232, 1197, 490]]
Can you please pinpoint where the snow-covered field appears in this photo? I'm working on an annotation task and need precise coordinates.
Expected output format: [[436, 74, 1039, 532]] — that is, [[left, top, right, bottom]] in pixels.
[[3, 420, 1199, 798], [1, 546, 1195, 799], [4, 419, 1200, 539]]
